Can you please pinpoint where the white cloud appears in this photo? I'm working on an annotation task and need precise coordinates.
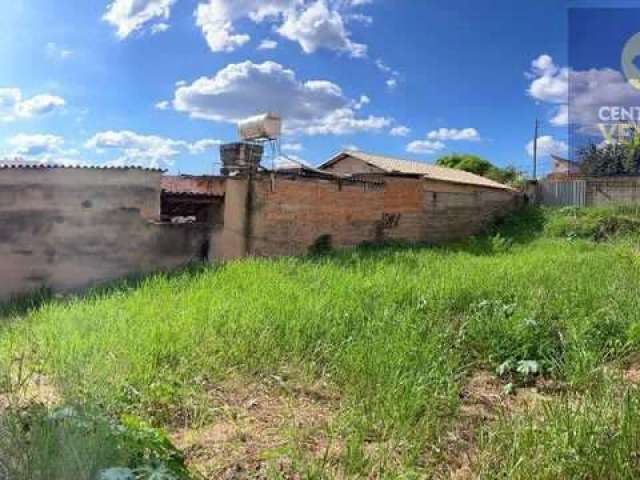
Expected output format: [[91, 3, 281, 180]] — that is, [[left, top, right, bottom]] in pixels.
[[528, 54, 568, 104], [526, 135, 568, 158], [0, 89, 22, 122], [0, 88, 65, 122], [406, 140, 445, 154], [278, 0, 367, 57], [173, 60, 391, 135], [18, 95, 66, 117], [353, 94, 370, 110], [103, 0, 177, 39], [150, 22, 170, 34], [282, 142, 303, 152], [390, 125, 410, 137], [346, 13, 373, 25], [258, 39, 279, 50], [376, 58, 401, 90], [8, 134, 65, 156], [195, 0, 368, 56], [155, 100, 170, 110], [195, 0, 252, 52], [85, 130, 222, 168], [45, 42, 73, 61], [188, 138, 222, 154], [550, 104, 568, 127], [569, 68, 640, 133], [427, 127, 480, 141], [527, 54, 640, 134]]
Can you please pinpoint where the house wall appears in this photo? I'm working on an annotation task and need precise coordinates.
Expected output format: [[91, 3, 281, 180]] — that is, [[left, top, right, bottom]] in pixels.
[[322, 156, 384, 175], [219, 173, 521, 258], [0, 168, 211, 302], [423, 188, 521, 243], [249, 175, 386, 256]]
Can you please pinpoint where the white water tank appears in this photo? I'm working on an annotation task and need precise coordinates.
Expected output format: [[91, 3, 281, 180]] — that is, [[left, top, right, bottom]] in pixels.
[[238, 113, 282, 141]]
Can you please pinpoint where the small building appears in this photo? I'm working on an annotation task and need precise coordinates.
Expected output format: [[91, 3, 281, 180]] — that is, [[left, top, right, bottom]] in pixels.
[[548, 154, 582, 180], [318, 150, 514, 191]]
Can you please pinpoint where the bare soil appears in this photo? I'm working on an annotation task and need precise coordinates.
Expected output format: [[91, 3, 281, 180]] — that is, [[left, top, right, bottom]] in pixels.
[[171, 375, 341, 479]]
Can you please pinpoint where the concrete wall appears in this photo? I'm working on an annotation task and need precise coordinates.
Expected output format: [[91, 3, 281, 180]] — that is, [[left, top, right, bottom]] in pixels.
[[423, 187, 521, 243], [585, 177, 640, 206], [0, 168, 210, 302], [218, 173, 521, 258]]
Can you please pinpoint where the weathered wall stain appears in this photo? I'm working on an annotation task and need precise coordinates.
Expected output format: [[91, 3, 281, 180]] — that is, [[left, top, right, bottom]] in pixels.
[[0, 167, 211, 302]]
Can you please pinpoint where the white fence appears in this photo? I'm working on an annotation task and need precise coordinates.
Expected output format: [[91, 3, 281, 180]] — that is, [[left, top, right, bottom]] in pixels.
[[539, 180, 586, 207]]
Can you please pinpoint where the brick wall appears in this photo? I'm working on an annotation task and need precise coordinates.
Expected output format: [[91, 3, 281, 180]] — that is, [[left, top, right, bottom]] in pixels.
[[249, 176, 386, 256], [222, 173, 521, 258], [162, 175, 226, 196]]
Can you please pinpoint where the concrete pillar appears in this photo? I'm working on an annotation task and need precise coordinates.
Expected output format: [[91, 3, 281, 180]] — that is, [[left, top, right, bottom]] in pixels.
[[210, 177, 252, 260]]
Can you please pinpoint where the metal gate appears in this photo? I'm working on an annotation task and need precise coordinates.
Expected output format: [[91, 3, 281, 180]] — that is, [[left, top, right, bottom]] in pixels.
[[539, 180, 586, 207]]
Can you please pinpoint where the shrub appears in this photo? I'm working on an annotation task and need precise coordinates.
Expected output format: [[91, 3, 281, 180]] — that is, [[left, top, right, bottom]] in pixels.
[[0, 406, 190, 480], [544, 206, 640, 241]]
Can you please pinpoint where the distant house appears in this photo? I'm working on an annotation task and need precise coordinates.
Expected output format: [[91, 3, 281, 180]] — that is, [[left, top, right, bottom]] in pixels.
[[318, 150, 513, 191], [548, 154, 582, 179]]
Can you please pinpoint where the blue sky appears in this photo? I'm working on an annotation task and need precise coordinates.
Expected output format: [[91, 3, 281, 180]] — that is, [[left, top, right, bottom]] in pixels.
[[0, 0, 630, 175]]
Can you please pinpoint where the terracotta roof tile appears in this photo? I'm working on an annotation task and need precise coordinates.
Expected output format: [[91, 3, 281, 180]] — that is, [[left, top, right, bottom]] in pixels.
[[320, 151, 514, 191]]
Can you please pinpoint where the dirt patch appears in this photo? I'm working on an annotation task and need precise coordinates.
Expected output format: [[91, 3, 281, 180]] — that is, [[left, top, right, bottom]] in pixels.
[[171, 375, 341, 479], [0, 374, 60, 411], [623, 358, 640, 384], [436, 371, 552, 480]]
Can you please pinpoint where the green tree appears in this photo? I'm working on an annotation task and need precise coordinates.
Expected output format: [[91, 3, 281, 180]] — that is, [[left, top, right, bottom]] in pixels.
[[579, 126, 640, 176], [436, 154, 494, 176], [436, 154, 524, 187]]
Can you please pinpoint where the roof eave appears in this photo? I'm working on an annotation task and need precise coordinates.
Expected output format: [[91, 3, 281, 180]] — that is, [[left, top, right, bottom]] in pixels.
[[423, 175, 515, 191]]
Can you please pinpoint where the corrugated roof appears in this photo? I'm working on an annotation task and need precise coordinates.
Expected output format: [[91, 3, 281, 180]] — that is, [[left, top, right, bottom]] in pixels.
[[319, 151, 514, 190], [161, 189, 221, 199], [0, 163, 165, 172]]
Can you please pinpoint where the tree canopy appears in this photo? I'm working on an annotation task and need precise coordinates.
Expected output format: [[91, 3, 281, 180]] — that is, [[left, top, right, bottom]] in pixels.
[[436, 154, 523, 186], [579, 135, 640, 176]]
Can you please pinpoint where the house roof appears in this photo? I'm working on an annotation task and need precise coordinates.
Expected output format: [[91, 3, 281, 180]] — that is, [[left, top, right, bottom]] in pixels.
[[551, 154, 581, 167], [319, 151, 514, 190], [0, 163, 165, 172]]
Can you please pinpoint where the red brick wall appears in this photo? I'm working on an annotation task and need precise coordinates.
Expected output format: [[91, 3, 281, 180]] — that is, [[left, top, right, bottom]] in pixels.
[[249, 176, 388, 256], [162, 175, 226, 196], [219, 174, 521, 258]]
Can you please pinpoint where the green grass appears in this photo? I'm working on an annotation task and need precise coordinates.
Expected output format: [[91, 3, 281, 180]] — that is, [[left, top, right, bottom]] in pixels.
[[477, 382, 640, 479], [2, 206, 640, 478]]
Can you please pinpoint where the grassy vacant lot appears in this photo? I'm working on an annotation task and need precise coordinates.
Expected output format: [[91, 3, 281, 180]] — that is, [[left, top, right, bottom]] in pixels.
[[3, 206, 640, 479]]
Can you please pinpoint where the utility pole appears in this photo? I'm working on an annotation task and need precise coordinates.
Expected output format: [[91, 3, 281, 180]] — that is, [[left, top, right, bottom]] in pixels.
[[533, 118, 539, 181]]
